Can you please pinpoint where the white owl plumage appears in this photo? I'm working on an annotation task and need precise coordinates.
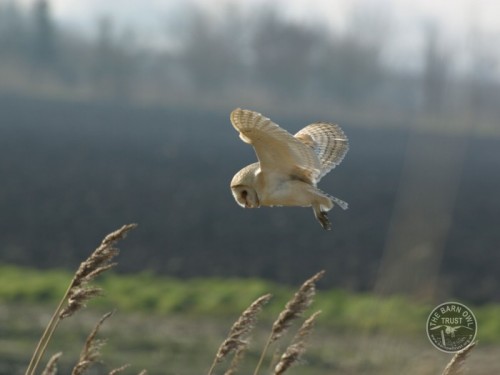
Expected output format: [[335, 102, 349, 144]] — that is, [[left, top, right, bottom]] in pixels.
[[230, 108, 349, 230]]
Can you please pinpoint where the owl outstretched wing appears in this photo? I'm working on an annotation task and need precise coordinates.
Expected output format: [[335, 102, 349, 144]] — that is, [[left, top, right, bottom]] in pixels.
[[294, 122, 349, 181], [230, 108, 322, 183]]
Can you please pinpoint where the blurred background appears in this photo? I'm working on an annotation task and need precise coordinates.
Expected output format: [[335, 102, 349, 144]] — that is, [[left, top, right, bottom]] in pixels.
[[1, 0, 500, 302], [1, 0, 500, 373]]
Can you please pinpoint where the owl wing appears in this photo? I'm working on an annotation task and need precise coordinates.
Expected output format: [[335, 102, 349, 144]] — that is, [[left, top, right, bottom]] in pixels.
[[294, 122, 349, 181], [231, 108, 322, 183]]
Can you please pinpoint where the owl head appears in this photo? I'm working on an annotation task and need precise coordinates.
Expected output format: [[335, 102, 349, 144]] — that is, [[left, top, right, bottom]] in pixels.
[[230, 163, 260, 208]]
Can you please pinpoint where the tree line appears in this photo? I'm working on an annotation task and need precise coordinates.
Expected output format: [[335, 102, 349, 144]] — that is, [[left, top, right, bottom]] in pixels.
[[1, 1, 499, 120]]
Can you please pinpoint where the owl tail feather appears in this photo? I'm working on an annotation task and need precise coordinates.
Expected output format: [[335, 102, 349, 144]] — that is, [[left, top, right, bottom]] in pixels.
[[330, 195, 349, 210], [315, 187, 349, 211]]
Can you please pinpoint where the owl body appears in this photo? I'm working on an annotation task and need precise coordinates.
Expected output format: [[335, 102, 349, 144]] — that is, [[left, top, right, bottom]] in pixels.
[[230, 108, 348, 230], [232, 164, 328, 208]]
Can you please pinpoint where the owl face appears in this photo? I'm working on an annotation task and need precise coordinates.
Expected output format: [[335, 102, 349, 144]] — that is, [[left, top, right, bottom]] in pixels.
[[231, 185, 260, 208], [230, 163, 260, 208]]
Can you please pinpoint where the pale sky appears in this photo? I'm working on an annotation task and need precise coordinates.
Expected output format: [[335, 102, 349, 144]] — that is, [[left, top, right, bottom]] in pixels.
[[15, 0, 500, 72]]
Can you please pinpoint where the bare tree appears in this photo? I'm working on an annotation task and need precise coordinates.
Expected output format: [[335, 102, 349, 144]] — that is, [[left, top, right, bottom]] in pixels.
[[177, 4, 248, 94], [313, 6, 386, 106], [0, 1, 30, 58], [91, 16, 136, 101], [251, 9, 319, 98], [421, 23, 449, 114], [31, 0, 57, 66]]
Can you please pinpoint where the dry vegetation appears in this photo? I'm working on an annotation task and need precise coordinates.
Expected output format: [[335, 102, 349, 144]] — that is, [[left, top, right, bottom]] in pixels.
[[25, 224, 139, 375], [22, 224, 479, 375]]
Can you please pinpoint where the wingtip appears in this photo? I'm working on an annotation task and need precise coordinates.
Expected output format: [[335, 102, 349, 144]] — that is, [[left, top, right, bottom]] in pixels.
[[230, 107, 241, 118]]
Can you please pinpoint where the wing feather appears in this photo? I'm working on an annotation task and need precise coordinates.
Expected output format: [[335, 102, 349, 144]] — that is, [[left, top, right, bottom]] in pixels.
[[230, 108, 321, 182], [294, 122, 349, 181]]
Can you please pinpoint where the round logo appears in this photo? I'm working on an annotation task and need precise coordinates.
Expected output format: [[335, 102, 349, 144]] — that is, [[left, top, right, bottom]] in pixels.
[[426, 302, 477, 353]]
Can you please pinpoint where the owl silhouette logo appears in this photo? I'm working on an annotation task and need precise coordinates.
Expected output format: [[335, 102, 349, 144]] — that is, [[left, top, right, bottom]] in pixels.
[[426, 302, 477, 352]]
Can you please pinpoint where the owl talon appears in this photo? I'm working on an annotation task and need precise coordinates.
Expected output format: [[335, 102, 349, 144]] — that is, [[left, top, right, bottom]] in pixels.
[[317, 211, 332, 231]]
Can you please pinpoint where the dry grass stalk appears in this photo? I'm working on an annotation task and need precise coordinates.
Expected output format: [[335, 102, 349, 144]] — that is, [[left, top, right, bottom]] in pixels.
[[108, 364, 131, 374], [441, 341, 477, 375], [137, 371, 148, 375], [71, 311, 114, 375], [25, 224, 137, 375], [41, 352, 62, 375], [208, 293, 273, 375], [253, 271, 324, 375], [274, 311, 321, 375]]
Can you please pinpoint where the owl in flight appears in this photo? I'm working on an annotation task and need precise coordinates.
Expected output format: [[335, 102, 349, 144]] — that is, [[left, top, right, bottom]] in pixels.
[[230, 108, 349, 230]]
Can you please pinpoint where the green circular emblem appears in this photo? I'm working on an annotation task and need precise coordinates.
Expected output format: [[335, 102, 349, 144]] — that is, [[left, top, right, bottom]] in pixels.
[[426, 302, 477, 353]]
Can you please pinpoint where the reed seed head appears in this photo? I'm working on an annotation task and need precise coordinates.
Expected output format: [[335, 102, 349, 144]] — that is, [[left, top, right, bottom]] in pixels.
[[223, 344, 247, 375], [60, 224, 137, 319], [215, 293, 272, 362], [73, 224, 136, 290], [60, 287, 103, 319], [41, 352, 62, 375], [71, 311, 114, 375], [270, 271, 324, 342], [274, 311, 321, 375], [108, 364, 131, 375], [442, 341, 477, 375]]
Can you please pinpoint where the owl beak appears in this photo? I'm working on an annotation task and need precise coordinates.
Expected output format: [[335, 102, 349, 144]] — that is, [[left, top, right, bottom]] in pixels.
[[244, 198, 251, 208], [245, 196, 260, 208]]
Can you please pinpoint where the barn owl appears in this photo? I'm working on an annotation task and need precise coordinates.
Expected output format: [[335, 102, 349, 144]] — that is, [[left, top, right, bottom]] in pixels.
[[230, 108, 349, 230]]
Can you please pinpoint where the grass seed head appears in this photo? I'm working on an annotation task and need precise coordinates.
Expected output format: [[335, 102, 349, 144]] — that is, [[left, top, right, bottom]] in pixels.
[[271, 271, 324, 342], [215, 293, 272, 362], [274, 311, 321, 375], [41, 352, 63, 375], [442, 341, 477, 375]]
